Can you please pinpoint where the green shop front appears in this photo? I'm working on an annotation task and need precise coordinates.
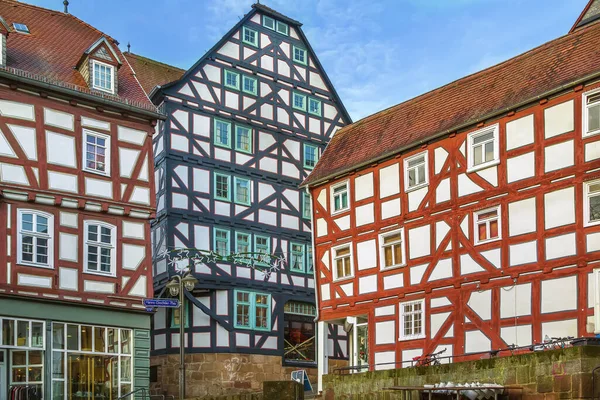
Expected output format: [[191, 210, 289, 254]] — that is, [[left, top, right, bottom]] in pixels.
[[0, 297, 150, 399]]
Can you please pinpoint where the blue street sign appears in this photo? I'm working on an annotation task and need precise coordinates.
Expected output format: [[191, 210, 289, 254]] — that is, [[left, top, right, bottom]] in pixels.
[[142, 299, 180, 308]]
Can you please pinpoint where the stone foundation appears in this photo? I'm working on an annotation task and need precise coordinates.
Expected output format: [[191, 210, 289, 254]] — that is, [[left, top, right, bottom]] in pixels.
[[150, 353, 317, 398]]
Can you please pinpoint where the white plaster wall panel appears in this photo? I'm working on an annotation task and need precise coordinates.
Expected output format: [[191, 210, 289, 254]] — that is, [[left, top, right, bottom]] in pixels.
[[83, 280, 114, 293], [430, 312, 450, 338], [118, 126, 146, 146], [283, 139, 300, 160], [259, 131, 275, 151], [545, 140, 574, 172], [506, 114, 534, 150], [277, 59, 290, 77], [357, 239, 377, 270], [154, 334, 166, 350], [355, 203, 375, 227], [172, 193, 188, 209], [309, 71, 327, 91], [383, 273, 403, 290], [379, 164, 400, 198], [541, 276, 577, 313], [458, 173, 483, 197], [436, 178, 451, 204], [374, 352, 396, 371], [283, 189, 300, 210], [468, 290, 492, 320], [122, 244, 145, 270], [0, 100, 34, 120], [507, 152, 535, 183], [48, 171, 78, 193], [0, 129, 15, 157], [401, 349, 422, 367], [355, 173, 374, 201], [281, 215, 299, 230], [123, 221, 145, 239], [316, 218, 328, 237], [171, 333, 189, 348], [81, 117, 110, 131], [460, 216, 470, 239], [508, 197, 536, 236], [260, 82, 271, 97], [191, 81, 214, 103], [429, 258, 453, 281], [324, 104, 337, 120], [60, 212, 78, 228], [216, 324, 229, 347], [119, 148, 140, 178], [359, 275, 378, 294], [500, 325, 532, 346], [545, 233, 576, 260], [192, 297, 211, 327], [375, 305, 395, 317], [194, 226, 210, 250], [203, 64, 221, 83], [509, 240, 538, 266], [0, 164, 28, 185], [282, 161, 299, 179], [46, 131, 75, 167], [258, 182, 275, 202], [434, 147, 448, 174], [261, 54, 274, 71], [214, 148, 231, 162], [130, 187, 150, 205], [216, 290, 228, 315], [431, 297, 451, 308], [408, 225, 430, 259], [381, 198, 401, 220], [340, 282, 353, 297], [173, 111, 189, 131], [435, 221, 450, 249], [544, 187, 575, 229], [408, 186, 428, 212], [309, 117, 321, 135], [193, 333, 211, 348], [59, 233, 78, 262], [541, 319, 578, 339], [170, 134, 188, 152], [225, 91, 239, 109], [174, 165, 188, 187], [334, 215, 351, 231], [178, 83, 194, 97], [18, 274, 52, 288], [544, 100, 574, 138], [44, 108, 74, 131], [321, 284, 331, 301], [217, 41, 239, 58], [129, 276, 147, 297], [214, 201, 231, 217], [460, 253, 486, 275], [316, 188, 328, 210], [259, 209, 277, 226], [138, 156, 149, 181], [260, 157, 278, 173], [59, 268, 78, 290], [8, 125, 37, 160], [410, 263, 428, 285], [476, 166, 498, 187], [375, 321, 395, 345], [465, 330, 491, 353], [587, 232, 600, 253], [480, 248, 500, 269], [243, 47, 256, 61], [192, 114, 211, 137]]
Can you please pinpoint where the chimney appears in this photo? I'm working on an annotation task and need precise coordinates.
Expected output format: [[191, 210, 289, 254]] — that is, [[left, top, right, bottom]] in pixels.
[[63, 0, 69, 14]]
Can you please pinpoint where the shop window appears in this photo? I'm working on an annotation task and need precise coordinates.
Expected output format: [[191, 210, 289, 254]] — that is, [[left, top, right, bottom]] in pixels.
[[284, 301, 316, 364]]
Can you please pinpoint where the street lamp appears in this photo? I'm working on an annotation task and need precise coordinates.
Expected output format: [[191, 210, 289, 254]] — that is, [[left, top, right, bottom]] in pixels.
[[166, 272, 198, 400]]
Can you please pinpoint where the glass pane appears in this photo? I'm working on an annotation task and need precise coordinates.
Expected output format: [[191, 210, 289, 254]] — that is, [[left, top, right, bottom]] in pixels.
[[473, 145, 482, 165], [478, 223, 487, 241], [53, 323, 64, 350], [408, 169, 416, 187], [394, 244, 402, 265], [53, 351, 64, 378], [383, 233, 401, 244], [31, 322, 43, 347], [336, 247, 350, 256], [408, 156, 424, 168], [121, 383, 132, 398], [12, 351, 26, 365], [3, 319, 14, 346], [121, 330, 132, 354], [590, 195, 600, 221], [336, 259, 344, 278], [121, 356, 132, 381], [29, 350, 42, 365], [81, 326, 92, 351], [16, 320, 29, 347], [255, 307, 268, 329], [237, 304, 250, 327], [12, 367, 26, 382], [473, 131, 494, 144], [384, 246, 393, 267], [485, 141, 494, 162], [107, 328, 118, 353], [589, 103, 600, 132], [490, 220, 499, 238], [478, 210, 497, 220], [52, 381, 65, 400], [94, 327, 106, 352], [66, 324, 78, 351]]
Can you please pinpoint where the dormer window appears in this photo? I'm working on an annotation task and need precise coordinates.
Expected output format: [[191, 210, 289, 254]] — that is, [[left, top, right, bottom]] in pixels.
[[13, 23, 29, 34], [92, 60, 114, 93]]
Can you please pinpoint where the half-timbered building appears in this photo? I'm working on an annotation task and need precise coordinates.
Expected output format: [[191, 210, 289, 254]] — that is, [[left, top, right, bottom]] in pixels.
[[303, 0, 600, 391], [0, 1, 161, 398], [124, 3, 350, 397]]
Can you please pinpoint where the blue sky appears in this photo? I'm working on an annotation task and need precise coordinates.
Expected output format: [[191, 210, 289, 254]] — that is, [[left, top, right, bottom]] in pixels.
[[30, 0, 588, 121]]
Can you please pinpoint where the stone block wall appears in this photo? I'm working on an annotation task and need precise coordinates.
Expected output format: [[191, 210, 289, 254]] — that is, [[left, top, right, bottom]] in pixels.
[[151, 353, 317, 398], [323, 345, 600, 400]]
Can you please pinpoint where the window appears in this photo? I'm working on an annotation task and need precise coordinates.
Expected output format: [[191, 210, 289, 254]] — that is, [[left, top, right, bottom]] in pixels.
[[293, 92, 307, 111], [224, 70, 240, 90], [234, 290, 271, 331], [332, 244, 353, 280], [474, 206, 500, 244], [331, 181, 349, 213], [276, 21, 289, 35], [379, 229, 405, 269], [214, 119, 231, 148], [584, 180, 600, 226], [214, 173, 231, 201], [255, 235, 271, 265], [214, 228, 230, 256], [0, 318, 45, 348], [13, 23, 29, 34], [171, 302, 188, 328], [307, 247, 313, 274], [584, 90, 600, 137], [84, 130, 110, 175], [92, 60, 114, 93], [234, 176, 251, 205], [284, 301, 316, 364], [302, 192, 311, 219], [308, 98, 321, 116], [263, 16, 275, 30], [405, 152, 428, 190], [400, 300, 425, 340], [236, 232, 251, 255], [18, 210, 53, 268], [467, 124, 499, 171], [235, 125, 253, 153], [84, 221, 116, 276], [242, 75, 257, 96], [304, 144, 319, 169], [293, 46, 307, 65], [290, 243, 305, 273], [242, 26, 258, 47]]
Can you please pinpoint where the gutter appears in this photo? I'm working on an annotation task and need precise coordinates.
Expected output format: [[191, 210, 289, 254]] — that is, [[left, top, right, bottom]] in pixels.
[[0, 69, 165, 120], [302, 70, 600, 189]]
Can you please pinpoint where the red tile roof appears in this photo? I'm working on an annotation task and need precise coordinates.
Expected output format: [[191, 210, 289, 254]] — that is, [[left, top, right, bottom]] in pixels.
[[0, 0, 155, 111], [303, 20, 600, 186], [123, 52, 185, 95]]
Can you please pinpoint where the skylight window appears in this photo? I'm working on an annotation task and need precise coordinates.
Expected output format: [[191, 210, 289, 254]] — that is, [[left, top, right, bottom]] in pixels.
[[13, 23, 29, 34]]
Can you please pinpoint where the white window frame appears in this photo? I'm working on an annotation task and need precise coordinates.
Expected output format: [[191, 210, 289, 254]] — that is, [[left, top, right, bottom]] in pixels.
[[379, 228, 405, 270], [583, 88, 600, 138], [584, 179, 600, 227], [594, 268, 600, 334], [473, 205, 501, 245], [331, 180, 350, 215], [467, 124, 500, 173], [17, 209, 54, 269], [404, 151, 429, 192], [83, 129, 111, 176], [83, 220, 117, 277], [399, 299, 425, 341], [331, 243, 354, 281], [91, 59, 115, 94]]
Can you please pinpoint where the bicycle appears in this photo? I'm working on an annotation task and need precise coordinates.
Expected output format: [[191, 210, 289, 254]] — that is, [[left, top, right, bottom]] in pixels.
[[413, 348, 447, 366]]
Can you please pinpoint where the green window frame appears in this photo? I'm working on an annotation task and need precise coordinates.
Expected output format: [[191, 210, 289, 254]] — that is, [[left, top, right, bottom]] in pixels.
[[293, 46, 307, 65], [214, 228, 230, 256], [214, 118, 231, 148], [214, 172, 231, 201], [293, 92, 307, 111], [233, 176, 251, 205], [290, 243, 305, 273], [254, 235, 270, 265], [235, 125, 253, 153], [242, 75, 258, 96], [242, 26, 258, 47], [263, 16, 275, 30], [307, 247, 314, 274], [302, 192, 311, 220], [304, 143, 319, 169], [236, 232, 251, 255], [308, 97, 322, 116], [170, 301, 189, 328], [234, 290, 271, 331], [276, 21, 288, 35], [224, 70, 240, 90]]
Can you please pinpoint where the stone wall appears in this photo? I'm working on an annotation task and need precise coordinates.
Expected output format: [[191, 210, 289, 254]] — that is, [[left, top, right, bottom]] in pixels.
[[323, 345, 600, 400], [151, 353, 317, 398]]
